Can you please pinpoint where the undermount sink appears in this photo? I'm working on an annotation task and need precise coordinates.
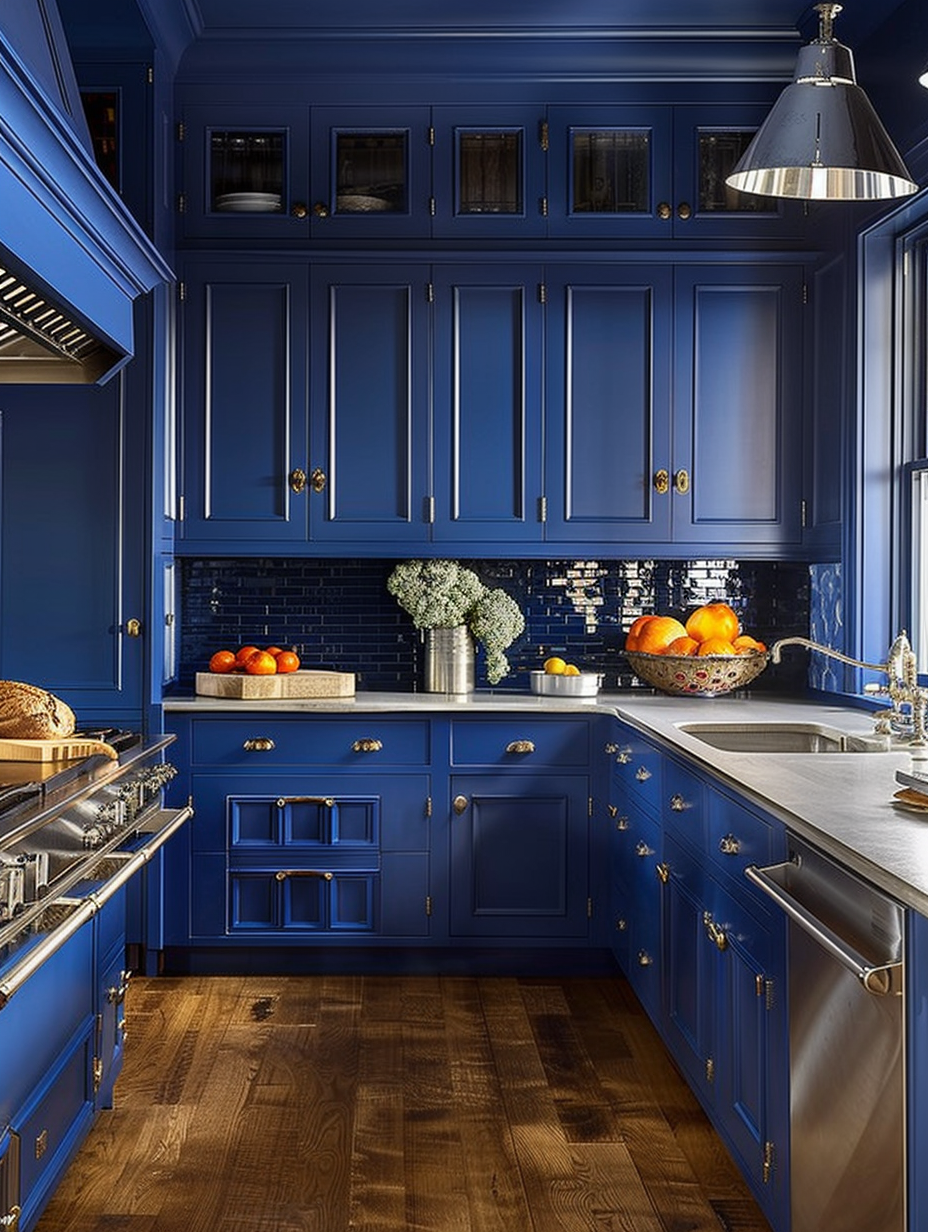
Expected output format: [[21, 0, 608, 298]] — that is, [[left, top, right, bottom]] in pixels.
[[676, 721, 891, 754]]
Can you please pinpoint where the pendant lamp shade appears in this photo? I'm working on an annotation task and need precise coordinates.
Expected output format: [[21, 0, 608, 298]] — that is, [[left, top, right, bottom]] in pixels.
[[727, 4, 917, 202]]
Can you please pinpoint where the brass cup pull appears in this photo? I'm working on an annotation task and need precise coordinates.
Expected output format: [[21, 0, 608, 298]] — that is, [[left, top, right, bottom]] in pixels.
[[653, 468, 670, 495], [506, 739, 535, 755], [669, 793, 686, 812], [718, 833, 741, 855], [310, 467, 327, 493], [243, 737, 275, 752], [290, 201, 309, 219], [673, 468, 690, 495], [275, 869, 334, 881], [312, 201, 330, 218], [352, 738, 383, 753], [289, 467, 307, 493], [676, 201, 692, 220]]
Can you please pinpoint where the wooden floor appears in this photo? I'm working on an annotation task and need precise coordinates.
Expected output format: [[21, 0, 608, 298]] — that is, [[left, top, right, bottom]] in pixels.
[[36, 974, 773, 1232]]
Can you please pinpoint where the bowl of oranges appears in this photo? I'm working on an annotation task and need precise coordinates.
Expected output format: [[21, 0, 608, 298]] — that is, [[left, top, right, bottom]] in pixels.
[[530, 656, 602, 697], [624, 602, 768, 696]]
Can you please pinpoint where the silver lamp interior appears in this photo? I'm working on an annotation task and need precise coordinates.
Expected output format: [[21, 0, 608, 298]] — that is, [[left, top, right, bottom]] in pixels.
[[726, 3, 918, 202]]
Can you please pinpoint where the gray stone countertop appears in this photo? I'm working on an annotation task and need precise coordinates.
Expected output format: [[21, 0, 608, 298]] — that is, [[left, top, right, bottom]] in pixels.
[[164, 689, 928, 913]]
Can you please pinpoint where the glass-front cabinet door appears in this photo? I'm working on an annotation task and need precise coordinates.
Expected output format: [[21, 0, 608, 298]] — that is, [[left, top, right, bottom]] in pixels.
[[180, 105, 311, 239], [432, 106, 547, 237], [309, 106, 431, 238]]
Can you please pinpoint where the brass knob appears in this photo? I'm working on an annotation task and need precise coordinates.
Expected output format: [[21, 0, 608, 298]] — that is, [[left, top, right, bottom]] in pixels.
[[505, 739, 535, 755], [125, 618, 142, 637], [635, 840, 652, 858], [312, 201, 330, 218], [677, 201, 692, 220], [653, 468, 670, 495], [615, 917, 627, 931], [669, 793, 686, 812], [615, 815, 629, 831], [673, 468, 690, 495], [453, 794, 468, 815], [243, 737, 275, 752], [635, 766, 652, 782], [291, 201, 308, 219], [637, 950, 653, 966], [310, 467, 327, 493], [289, 467, 307, 493], [352, 738, 383, 753], [615, 748, 632, 765], [656, 202, 672, 221], [718, 834, 741, 855]]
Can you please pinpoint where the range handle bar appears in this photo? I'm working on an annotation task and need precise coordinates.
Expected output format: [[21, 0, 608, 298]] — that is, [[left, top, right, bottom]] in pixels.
[[745, 862, 903, 997]]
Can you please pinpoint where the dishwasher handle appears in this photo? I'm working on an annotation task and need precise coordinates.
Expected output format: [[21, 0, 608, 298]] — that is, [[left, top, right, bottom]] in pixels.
[[745, 862, 903, 996]]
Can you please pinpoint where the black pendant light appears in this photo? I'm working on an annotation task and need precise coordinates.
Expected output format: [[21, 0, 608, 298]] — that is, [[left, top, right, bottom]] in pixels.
[[726, 3, 917, 201]]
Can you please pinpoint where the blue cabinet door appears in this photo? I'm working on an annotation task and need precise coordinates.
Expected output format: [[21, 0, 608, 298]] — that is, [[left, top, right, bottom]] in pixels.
[[544, 264, 674, 543], [448, 773, 589, 938], [431, 264, 545, 543], [308, 264, 430, 544], [671, 263, 805, 549], [179, 258, 310, 549], [431, 105, 547, 239], [0, 379, 144, 721]]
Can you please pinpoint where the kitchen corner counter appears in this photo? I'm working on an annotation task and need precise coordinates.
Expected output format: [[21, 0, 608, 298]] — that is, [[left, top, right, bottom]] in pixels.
[[164, 689, 928, 913]]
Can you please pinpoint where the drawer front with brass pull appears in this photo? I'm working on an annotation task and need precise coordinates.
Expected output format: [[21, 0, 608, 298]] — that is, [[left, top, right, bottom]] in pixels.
[[663, 758, 706, 847], [192, 718, 429, 768], [609, 729, 662, 814], [230, 868, 376, 932], [707, 789, 779, 890], [450, 718, 590, 767]]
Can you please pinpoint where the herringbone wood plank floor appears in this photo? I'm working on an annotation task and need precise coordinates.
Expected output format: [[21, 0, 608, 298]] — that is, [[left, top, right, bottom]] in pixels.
[[35, 974, 773, 1232]]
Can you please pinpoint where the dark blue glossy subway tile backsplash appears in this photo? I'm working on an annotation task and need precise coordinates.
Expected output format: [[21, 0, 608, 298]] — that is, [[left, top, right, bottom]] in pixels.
[[176, 557, 812, 693]]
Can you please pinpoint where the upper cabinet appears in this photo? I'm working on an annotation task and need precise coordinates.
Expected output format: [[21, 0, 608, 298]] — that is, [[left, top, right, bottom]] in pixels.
[[176, 99, 803, 245]]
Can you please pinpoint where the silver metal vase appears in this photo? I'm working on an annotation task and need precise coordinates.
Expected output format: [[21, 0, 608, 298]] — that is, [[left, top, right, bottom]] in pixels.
[[424, 626, 474, 694]]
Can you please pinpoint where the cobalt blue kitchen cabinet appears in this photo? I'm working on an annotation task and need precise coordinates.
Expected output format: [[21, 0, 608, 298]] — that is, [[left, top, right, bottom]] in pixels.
[[0, 378, 147, 723], [430, 263, 546, 544], [430, 106, 548, 240], [308, 263, 431, 546]]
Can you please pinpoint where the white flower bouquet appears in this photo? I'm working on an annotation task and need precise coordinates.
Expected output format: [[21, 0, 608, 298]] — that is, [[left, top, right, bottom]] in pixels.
[[387, 560, 525, 684]]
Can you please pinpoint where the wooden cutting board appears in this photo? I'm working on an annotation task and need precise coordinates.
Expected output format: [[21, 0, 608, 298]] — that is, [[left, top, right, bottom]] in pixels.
[[0, 736, 118, 762], [195, 669, 356, 700]]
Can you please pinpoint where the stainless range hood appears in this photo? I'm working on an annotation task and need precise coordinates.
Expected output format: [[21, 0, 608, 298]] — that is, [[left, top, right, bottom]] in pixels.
[[0, 0, 172, 384]]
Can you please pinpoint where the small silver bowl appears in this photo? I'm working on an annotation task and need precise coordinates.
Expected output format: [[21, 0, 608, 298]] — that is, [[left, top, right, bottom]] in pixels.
[[530, 670, 602, 697]]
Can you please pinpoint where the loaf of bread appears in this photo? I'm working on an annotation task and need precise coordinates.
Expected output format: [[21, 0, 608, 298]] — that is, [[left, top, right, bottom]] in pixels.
[[0, 681, 76, 739]]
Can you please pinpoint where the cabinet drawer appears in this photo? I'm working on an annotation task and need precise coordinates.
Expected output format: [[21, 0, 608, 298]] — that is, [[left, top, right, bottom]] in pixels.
[[663, 758, 707, 849], [707, 790, 783, 886], [191, 717, 430, 767], [608, 732, 661, 813], [450, 718, 590, 767]]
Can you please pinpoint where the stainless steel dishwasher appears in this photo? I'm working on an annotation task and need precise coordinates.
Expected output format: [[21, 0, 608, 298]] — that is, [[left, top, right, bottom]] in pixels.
[[746, 837, 905, 1232]]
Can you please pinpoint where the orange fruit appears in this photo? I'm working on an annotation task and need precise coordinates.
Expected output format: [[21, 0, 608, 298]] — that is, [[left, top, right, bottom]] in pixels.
[[209, 649, 237, 674], [275, 650, 300, 674], [665, 635, 699, 656], [696, 637, 736, 656], [635, 615, 688, 655], [685, 602, 740, 645], [265, 645, 284, 658], [243, 649, 278, 675], [235, 645, 262, 667], [563, 664, 580, 676], [624, 615, 656, 651], [732, 634, 767, 654]]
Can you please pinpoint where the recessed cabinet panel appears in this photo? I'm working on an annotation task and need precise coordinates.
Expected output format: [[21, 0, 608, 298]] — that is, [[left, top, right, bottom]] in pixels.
[[544, 267, 673, 542], [431, 265, 544, 541], [310, 267, 430, 543]]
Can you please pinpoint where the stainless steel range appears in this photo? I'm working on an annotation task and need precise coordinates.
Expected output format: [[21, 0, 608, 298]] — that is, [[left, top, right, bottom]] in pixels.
[[0, 731, 193, 1006]]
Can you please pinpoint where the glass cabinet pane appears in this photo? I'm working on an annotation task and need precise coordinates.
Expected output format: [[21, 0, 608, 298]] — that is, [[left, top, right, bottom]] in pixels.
[[458, 130, 522, 214], [334, 131, 407, 213], [209, 130, 285, 213], [698, 130, 776, 213], [571, 129, 650, 213]]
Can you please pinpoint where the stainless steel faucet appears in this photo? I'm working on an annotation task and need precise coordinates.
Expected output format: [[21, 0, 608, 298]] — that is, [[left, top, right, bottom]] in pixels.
[[770, 631, 928, 748]]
